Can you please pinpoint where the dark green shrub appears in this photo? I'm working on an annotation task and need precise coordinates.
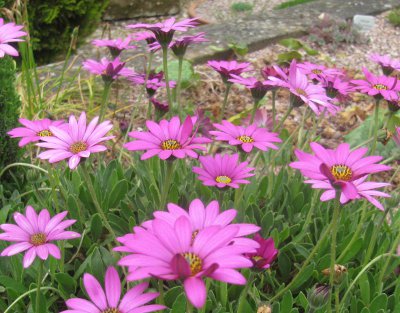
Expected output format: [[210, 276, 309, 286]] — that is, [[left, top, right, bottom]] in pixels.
[[231, 2, 253, 12], [388, 9, 400, 27], [0, 56, 20, 175], [1, 0, 109, 63]]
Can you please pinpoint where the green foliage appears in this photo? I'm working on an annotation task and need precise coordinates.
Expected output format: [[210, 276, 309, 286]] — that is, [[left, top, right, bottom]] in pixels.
[[275, 0, 316, 10], [157, 60, 199, 89], [388, 9, 400, 27], [277, 38, 318, 65], [0, 56, 20, 177], [231, 2, 253, 12]]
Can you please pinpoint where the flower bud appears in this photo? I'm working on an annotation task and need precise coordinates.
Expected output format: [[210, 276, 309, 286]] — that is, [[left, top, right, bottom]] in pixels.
[[322, 264, 347, 284], [308, 284, 330, 309], [257, 304, 272, 313]]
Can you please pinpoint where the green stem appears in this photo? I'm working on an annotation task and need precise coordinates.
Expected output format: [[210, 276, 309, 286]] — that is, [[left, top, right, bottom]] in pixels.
[[378, 227, 400, 292], [327, 192, 341, 313], [157, 280, 165, 305], [146, 97, 153, 119], [274, 106, 294, 132], [250, 99, 261, 124], [237, 272, 255, 313], [5, 287, 60, 313], [220, 83, 232, 122], [159, 161, 174, 210], [80, 164, 116, 241], [0, 163, 48, 179], [186, 299, 193, 313], [371, 99, 380, 154], [35, 261, 43, 313], [269, 220, 334, 302], [271, 90, 276, 129], [162, 46, 173, 110], [297, 108, 310, 147], [99, 81, 112, 122], [176, 56, 184, 114]]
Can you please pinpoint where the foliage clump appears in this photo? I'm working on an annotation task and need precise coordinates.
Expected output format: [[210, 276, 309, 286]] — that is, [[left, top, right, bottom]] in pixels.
[[388, 9, 400, 27], [231, 2, 253, 12]]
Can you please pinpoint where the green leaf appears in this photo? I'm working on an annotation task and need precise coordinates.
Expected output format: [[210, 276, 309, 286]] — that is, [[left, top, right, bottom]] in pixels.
[[156, 60, 197, 89], [279, 38, 303, 50], [277, 51, 302, 66], [370, 293, 388, 312], [280, 291, 293, 313], [106, 179, 128, 209], [171, 293, 187, 313], [164, 286, 183, 307], [90, 213, 103, 241], [55, 272, 77, 297], [359, 273, 370, 304]]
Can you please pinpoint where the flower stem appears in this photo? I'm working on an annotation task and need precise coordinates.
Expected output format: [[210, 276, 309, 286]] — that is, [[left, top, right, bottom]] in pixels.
[[371, 99, 380, 154], [99, 81, 112, 123], [146, 97, 153, 119], [162, 45, 173, 110], [274, 106, 294, 132], [176, 56, 184, 114], [237, 272, 255, 313], [35, 261, 43, 313], [160, 161, 174, 210], [271, 90, 276, 129], [157, 280, 165, 305], [327, 192, 341, 313], [250, 99, 261, 124], [186, 299, 193, 313], [220, 83, 232, 122]]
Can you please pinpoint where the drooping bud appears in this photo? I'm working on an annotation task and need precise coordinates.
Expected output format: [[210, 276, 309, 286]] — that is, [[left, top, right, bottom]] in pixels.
[[308, 284, 330, 309]]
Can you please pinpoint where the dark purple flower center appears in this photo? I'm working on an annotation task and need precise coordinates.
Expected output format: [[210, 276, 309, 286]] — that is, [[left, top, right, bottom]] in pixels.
[[161, 139, 181, 150], [215, 175, 232, 184], [330, 164, 352, 181], [70, 141, 88, 154], [30, 233, 47, 246], [182, 252, 203, 275], [37, 129, 53, 137], [102, 308, 121, 313], [237, 135, 254, 143], [373, 84, 388, 90]]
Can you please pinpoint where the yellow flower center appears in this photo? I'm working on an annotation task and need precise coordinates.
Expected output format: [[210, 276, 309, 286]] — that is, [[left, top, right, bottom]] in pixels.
[[215, 175, 232, 184], [102, 309, 121, 313], [330, 164, 353, 181], [237, 135, 254, 143], [37, 129, 53, 137], [374, 84, 388, 90], [70, 141, 88, 154], [182, 252, 203, 275], [30, 233, 47, 246], [295, 88, 307, 96], [312, 69, 322, 74], [161, 139, 181, 150], [252, 255, 263, 262]]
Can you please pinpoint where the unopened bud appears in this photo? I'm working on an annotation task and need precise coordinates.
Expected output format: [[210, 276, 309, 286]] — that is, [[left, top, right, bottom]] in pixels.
[[308, 284, 330, 309], [322, 264, 347, 284], [257, 304, 272, 313], [377, 129, 392, 145]]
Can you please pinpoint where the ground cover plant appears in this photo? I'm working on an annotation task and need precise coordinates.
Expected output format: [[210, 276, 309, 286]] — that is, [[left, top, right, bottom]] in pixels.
[[1, 9, 400, 313]]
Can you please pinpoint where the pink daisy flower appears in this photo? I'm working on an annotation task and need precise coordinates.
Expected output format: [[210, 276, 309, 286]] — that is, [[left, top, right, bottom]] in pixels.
[[116, 216, 257, 308], [369, 53, 400, 75], [0, 18, 27, 58], [0, 206, 80, 268], [392, 127, 400, 147], [322, 75, 354, 101], [245, 234, 278, 269], [290, 142, 391, 210], [242, 108, 275, 130], [83, 57, 134, 82], [210, 120, 281, 153], [351, 68, 400, 101], [61, 267, 165, 313], [193, 154, 255, 189], [124, 116, 211, 160], [128, 71, 176, 97], [127, 17, 198, 46], [7, 118, 65, 147], [149, 32, 208, 56], [151, 97, 169, 114], [297, 62, 344, 82], [92, 37, 136, 57], [207, 60, 252, 83], [37, 112, 114, 170], [266, 60, 339, 115], [228, 74, 273, 101]]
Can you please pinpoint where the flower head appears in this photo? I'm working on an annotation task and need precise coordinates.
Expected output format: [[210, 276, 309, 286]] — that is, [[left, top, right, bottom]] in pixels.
[[369, 53, 400, 75], [242, 108, 275, 130], [322, 75, 354, 101], [266, 60, 339, 115], [151, 97, 169, 114], [208, 60, 252, 83], [195, 108, 214, 138], [290, 142, 391, 210], [210, 120, 281, 153], [0, 18, 27, 57], [193, 154, 255, 188], [37, 112, 114, 170], [61, 267, 165, 313], [149, 32, 207, 56], [131, 31, 157, 47], [297, 62, 344, 82], [92, 37, 136, 57], [83, 57, 134, 83], [228, 74, 273, 101], [245, 234, 278, 269], [351, 67, 400, 101], [124, 116, 211, 160], [116, 215, 257, 308], [0, 206, 80, 268], [7, 118, 65, 147], [128, 71, 176, 97], [127, 18, 198, 46]]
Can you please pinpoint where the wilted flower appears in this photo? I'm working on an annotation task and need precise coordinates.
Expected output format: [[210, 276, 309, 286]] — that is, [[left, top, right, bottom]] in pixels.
[[228, 74, 273, 101], [242, 108, 275, 130], [208, 60, 252, 83], [92, 37, 136, 57], [0, 206, 80, 268], [37, 112, 115, 170], [369, 53, 400, 75], [7, 118, 65, 147], [321, 264, 348, 283], [195, 108, 214, 138], [61, 267, 165, 313], [83, 57, 134, 83], [151, 97, 169, 113], [0, 18, 27, 58], [193, 153, 255, 189], [290, 142, 391, 210]]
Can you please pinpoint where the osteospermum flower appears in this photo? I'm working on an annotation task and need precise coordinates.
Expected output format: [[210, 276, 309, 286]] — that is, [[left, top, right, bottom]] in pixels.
[[128, 71, 176, 97], [297, 62, 343, 82], [208, 60, 252, 83], [351, 67, 400, 101], [290, 142, 391, 210], [210, 120, 281, 153], [37, 112, 114, 170], [228, 74, 273, 101], [124, 116, 211, 160], [127, 17, 198, 46], [92, 37, 136, 57], [0, 206, 80, 268], [193, 154, 255, 188], [245, 234, 278, 269], [61, 267, 165, 313], [266, 60, 338, 115], [149, 32, 207, 57], [369, 53, 400, 75], [0, 18, 27, 57], [322, 75, 354, 101], [242, 108, 275, 130], [83, 57, 134, 82], [116, 216, 257, 308], [7, 118, 65, 147]]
